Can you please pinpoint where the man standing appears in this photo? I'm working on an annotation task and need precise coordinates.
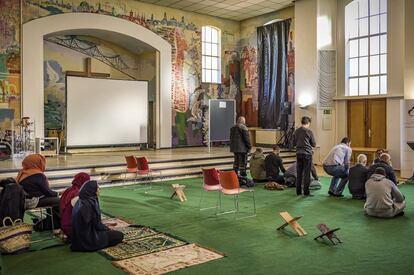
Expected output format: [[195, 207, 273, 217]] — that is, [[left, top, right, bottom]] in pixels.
[[323, 137, 352, 197], [230, 116, 251, 179], [293, 116, 316, 196]]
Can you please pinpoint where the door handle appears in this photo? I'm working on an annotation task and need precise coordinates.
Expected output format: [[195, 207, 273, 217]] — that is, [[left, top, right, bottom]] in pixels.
[[368, 129, 371, 138]]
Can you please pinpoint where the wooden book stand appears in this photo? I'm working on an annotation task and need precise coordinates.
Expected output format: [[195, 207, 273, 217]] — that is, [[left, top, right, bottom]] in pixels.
[[314, 224, 342, 245], [170, 184, 187, 202], [277, 212, 307, 236]]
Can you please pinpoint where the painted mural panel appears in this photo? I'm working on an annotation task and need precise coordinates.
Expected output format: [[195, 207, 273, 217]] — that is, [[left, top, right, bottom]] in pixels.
[[23, 0, 241, 147], [0, 0, 21, 132]]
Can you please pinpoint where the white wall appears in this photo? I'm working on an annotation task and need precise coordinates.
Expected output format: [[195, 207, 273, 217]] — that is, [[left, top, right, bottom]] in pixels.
[[401, 0, 414, 177], [22, 13, 172, 148], [295, 0, 318, 128]]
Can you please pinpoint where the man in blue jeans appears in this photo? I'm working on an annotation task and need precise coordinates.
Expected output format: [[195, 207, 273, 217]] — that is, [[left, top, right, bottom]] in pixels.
[[323, 137, 352, 197]]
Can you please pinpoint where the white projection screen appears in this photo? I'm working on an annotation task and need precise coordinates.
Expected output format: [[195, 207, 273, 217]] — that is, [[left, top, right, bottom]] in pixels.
[[66, 76, 148, 147]]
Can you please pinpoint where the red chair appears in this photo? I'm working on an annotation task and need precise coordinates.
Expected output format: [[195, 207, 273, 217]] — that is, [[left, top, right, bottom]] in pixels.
[[134, 156, 162, 191], [124, 155, 139, 183], [199, 168, 221, 211], [217, 170, 256, 219]]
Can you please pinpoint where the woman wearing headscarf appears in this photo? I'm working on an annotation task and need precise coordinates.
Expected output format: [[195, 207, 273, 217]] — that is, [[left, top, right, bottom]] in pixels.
[[17, 154, 60, 228], [71, 180, 123, 252], [60, 172, 90, 238]]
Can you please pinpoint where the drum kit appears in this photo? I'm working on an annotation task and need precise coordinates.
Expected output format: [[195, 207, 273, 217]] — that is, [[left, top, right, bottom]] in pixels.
[[0, 117, 35, 160]]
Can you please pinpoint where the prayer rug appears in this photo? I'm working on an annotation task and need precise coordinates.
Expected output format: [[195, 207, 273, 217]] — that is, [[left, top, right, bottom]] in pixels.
[[101, 212, 113, 221], [117, 226, 159, 241], [102, 218, 131, 229], [113, 243, 224, 274], [100, 233, 187, 260]]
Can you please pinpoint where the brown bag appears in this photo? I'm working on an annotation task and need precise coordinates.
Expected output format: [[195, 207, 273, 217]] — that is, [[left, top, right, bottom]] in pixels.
[[264, 182, 285, 191], [0, 217, 33, 254]]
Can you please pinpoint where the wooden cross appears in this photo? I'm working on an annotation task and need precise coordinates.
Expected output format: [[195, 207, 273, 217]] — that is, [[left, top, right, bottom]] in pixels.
[[66, 58, 110, 78]]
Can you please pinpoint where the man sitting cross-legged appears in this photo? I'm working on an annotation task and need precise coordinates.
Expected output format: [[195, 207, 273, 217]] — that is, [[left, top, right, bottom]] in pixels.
[[265, 145, 286, 184], [367, 153, 397, 185], [249, 147, 267, 183], [348, 154, 369, 200], [364, 167, 405, 218], [283, 162, 320, 188]]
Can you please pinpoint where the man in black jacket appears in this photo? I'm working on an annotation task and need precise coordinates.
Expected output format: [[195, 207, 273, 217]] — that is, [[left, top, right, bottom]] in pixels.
[[293, 116, 316, 196], [367, 153, 397, 185], [265, 145, 286, 184], [230, 116, 251, 178], [348, 154, 369, 199]]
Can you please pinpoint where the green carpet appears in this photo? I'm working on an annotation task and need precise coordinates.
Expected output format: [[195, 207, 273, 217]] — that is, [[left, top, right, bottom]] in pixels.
[[2, 177, 414, 275]]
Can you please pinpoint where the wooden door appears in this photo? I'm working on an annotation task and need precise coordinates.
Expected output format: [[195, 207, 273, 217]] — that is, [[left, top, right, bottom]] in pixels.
[[367, 99, 386, 148], [347, 100, 366, 147], [347, 98, 386, 148]]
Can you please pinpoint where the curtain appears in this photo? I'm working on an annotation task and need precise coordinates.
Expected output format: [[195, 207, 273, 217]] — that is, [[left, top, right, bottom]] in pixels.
[[257, 19, 291, 129]]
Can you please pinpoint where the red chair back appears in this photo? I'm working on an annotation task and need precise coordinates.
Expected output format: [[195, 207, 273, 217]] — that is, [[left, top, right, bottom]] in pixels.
[[218, 170, 240, 190], [202, 168, 220, 186], [125, 155, 137, 169], [136, 157, 150, 171]]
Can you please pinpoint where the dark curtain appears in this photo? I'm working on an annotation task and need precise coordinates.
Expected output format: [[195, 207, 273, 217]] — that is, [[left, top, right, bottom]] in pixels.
[[257, 19, 291, 129]]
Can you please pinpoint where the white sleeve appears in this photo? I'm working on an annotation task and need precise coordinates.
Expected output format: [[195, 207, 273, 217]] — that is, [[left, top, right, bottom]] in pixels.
[[71, 196, 79, 207]]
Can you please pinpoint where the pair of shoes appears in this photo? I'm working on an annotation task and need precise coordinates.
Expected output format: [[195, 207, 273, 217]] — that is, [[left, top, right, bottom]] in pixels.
[[396, 211, 405, 217], [334, 194, 344, 197], [296, 192, 302, 196], [328, 191, 335, 196]]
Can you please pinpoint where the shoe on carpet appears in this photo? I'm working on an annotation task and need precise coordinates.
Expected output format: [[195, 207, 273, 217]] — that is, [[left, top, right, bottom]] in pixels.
[[328, 191, 334, 196], [396, 211, 405, 217], [334, 194, 344, 197]]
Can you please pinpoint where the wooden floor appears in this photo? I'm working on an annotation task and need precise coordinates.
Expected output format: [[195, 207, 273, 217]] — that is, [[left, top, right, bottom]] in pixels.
[[0, 146, 257, 171]]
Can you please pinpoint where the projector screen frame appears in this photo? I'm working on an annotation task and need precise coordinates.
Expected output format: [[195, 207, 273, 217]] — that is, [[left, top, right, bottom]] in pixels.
[[64, 75, 150, 150]]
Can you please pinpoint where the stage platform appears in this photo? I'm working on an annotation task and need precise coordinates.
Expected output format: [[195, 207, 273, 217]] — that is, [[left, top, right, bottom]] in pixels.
[[0, 146, 297, 190]]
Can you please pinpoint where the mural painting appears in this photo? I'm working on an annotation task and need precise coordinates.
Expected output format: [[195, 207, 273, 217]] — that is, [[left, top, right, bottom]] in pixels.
[[23, 0, 241, 147], [0, 0, 21, 132]]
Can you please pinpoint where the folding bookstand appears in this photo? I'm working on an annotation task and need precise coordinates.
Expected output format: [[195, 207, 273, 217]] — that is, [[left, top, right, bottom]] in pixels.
[[170, 184, 187, 202], [314, 224, 342, 245], [277, 212, 307, 236]]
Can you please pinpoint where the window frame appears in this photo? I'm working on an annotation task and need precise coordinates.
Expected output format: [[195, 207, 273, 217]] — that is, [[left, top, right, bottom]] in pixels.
[[345, 0, 387, 96], [201, 26, 221, 84]]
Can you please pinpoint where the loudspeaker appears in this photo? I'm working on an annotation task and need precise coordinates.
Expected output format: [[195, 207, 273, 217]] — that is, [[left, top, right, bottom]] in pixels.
[[282, 102, 291, 115]]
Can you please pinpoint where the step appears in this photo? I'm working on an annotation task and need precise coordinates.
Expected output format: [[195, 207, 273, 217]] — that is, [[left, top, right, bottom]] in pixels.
[[0, 150, 297, 191], [51, 157, 297, 192]]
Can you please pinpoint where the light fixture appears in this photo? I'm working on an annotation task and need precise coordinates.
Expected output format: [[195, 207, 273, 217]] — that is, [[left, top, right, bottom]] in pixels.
[[298, 93, 313, 109]]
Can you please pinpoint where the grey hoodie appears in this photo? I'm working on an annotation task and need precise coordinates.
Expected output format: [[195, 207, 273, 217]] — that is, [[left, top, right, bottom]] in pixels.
[[365, 174, 404, 211]]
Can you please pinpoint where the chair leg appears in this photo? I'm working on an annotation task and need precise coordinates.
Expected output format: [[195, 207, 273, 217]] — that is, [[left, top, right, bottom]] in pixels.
[[198, 189, 205, 211], [50, 207, 55, 232], [233, 195, 237, 219], [40, 208, 43, 231], [252, 191, 256, 215], [216, 191, 222, 216]]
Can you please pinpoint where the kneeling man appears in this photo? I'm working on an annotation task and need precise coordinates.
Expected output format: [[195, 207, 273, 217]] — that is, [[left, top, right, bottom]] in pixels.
[[365, 167, 405, 218]]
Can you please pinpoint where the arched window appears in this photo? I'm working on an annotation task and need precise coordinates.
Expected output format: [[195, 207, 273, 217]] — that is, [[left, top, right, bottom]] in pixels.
[[202, 26, 221, 84], [345, 0, 387, 96]]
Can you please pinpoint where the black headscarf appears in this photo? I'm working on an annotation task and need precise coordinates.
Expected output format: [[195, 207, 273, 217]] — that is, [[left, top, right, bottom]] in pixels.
[[78, 180, 101, 223]]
